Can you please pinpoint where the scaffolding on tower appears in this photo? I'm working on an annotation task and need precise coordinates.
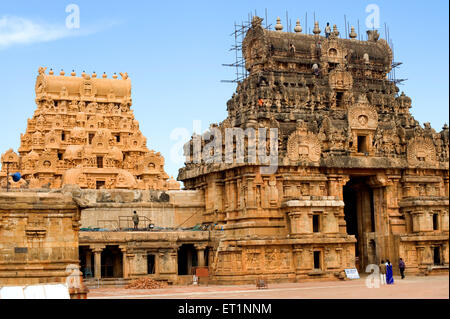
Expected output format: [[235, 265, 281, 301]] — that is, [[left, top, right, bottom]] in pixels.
[[221, 10, 272, 84]]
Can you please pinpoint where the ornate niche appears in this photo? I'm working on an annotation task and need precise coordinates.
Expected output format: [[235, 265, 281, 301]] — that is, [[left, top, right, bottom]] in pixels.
[[79, 77, 97, 98], [36, 149, 58, 172], [321, 39, 349, 66], [287, 125, 322, 164], [44, 130, 60, 149], [321, 40, 353, 108], [407, 137, 437, 167], [347, 94, 378, 156], [242, 16, 269, 73], [328, 65, 353, 91], [328, 66, 353, 108], [1, 149, 20, 172]]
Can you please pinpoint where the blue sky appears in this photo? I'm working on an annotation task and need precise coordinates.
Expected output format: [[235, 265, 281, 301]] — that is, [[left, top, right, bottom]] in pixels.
[[0, 0, 448, 179]]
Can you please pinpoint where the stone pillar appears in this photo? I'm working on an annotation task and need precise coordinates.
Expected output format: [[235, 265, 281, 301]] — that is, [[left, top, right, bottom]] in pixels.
[[91, 246, 105, 279], [158, 247, 179, 283], [443, 243, 449, 265], [85, 250, 92, 273], [126, 253, 135, 277], [119, 245, 128, 278], [444, 176, 449, 198], [224, 180, 230, 209], [247, 177, 257, 208], [195, 244, 207, 267], [230, 180, 237, 210], [442, 210, 449, 232], [327, 174, 349, 200], [213, 179, 224, 212]]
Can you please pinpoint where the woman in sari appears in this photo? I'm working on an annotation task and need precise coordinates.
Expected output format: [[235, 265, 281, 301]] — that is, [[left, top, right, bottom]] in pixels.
[[386, 260, 394, 284]]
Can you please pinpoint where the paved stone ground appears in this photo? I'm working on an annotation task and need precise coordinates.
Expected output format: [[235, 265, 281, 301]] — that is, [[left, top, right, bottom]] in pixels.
[[87, 274, 449, 299]]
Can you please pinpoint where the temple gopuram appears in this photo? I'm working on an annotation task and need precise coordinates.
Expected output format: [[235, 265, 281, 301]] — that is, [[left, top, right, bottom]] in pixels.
[[178, 17, 449, 283], [0, 67, 179, 190]]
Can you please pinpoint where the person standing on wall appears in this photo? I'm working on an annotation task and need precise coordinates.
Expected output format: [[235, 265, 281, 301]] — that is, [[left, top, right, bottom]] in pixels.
[[132, 211, 139, 230], [399, 258, 406, 279], [325, 22, 331, 39]]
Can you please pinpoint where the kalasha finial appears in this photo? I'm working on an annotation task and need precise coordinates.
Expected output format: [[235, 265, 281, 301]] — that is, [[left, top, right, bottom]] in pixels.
[[102, 72, 107, 78], [71, 70, 76, 76], [333, 24, 339, 36], [294, 19, 302, 33], [275, 17, 283, 31], [60, 69, 65, 76], [349, 26, 357, 39], [48, 68, 54, 75], [313, 21, 321, 35], [112, 73, 118, 79], [92, 71, 97, 78]]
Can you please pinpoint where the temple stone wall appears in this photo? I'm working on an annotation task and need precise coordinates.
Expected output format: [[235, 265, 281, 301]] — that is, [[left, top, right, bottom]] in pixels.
[[0, 191, 81, 286], [78, 231, 210, 284], [69, 188, 205, 229]]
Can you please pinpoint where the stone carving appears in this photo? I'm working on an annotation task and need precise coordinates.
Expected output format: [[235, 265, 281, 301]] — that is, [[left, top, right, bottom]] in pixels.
[[287, 128, 321, 163], [407, 137, 437, 166], [348, 95, 378, 130], [328, 67, 353, 91]]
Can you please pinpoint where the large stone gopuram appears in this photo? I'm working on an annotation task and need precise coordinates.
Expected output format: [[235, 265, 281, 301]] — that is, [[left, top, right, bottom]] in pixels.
[[178, 17, 449, 283]]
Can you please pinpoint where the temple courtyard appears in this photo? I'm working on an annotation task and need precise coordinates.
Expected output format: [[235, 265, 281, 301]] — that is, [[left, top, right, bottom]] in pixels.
[[87, 274, 449, 299]]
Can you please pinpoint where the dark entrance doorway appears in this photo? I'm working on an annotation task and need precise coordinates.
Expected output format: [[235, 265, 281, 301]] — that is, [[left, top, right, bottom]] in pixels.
[[433, 246, 442, 265], [101, 245, 123, 278], [79, 246, 94, 278], [343, 177, 377, 271], [147, 254, 156, 274], [178, 244, 197, 275]]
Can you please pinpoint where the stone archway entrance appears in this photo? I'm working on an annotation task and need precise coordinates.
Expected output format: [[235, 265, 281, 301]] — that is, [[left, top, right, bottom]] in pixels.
[[177, 244, 197, 275], [101, 245, 123, 278], [79, 246, 94, 278], [343, 177, 377, 271]]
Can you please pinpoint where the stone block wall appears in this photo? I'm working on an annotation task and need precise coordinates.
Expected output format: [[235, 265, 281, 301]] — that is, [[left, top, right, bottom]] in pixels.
[[70, 188, 204, 229], [0, 191, 81, 286]]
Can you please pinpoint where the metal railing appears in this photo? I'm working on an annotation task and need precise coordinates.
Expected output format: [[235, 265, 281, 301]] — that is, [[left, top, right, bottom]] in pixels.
[[118, 215, 153, 230], [97, 220, 119, 230]]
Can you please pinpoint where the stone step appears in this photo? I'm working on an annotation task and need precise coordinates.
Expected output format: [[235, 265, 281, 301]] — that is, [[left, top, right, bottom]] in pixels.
[[84, 278, 131, 289]]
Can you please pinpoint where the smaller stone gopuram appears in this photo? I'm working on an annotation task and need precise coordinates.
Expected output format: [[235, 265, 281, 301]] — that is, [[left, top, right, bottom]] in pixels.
[[0, 67, 179, 190]]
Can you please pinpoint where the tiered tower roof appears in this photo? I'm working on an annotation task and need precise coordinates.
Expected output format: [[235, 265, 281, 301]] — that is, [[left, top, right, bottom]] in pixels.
[[1, 67, 180, 190]]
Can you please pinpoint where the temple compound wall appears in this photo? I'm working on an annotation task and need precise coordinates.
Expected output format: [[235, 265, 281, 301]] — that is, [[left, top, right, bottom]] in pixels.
[[0, 191, 81, 286], [70, 186, 208, 284], [178, 17, 449, 283], [0, 187, 208, 286], [78, 231, 210, 284], [77, 189, 204, 229]]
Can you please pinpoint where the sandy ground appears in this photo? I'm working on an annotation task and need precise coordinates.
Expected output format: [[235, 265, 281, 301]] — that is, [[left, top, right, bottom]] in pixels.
[[87, 274, 449, 299]]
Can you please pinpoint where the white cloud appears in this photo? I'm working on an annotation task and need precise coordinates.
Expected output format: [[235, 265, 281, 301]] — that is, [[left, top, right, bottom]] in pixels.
[[0, 15, 98, 50]]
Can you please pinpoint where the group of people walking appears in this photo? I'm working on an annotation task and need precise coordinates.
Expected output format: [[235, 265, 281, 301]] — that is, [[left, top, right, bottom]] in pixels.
[[379, 258, 406, 285]]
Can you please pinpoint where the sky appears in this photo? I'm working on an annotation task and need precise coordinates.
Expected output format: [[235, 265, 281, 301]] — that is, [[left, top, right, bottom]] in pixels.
[[0, 0, 448, 179]]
